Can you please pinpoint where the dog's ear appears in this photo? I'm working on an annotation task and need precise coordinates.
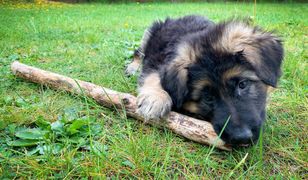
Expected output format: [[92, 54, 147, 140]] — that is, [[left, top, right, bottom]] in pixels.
[[161, 67, 189, 109], [244, 33, 284, 87], [161, 42, 198, 109], [214, 21, 284, 87]]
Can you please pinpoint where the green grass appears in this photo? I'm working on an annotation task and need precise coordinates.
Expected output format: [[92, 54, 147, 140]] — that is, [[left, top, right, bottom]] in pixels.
[[0, 1, 307, 179]]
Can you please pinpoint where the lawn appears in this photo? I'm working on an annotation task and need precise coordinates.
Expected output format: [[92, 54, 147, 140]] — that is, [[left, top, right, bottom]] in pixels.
[[0, 1, 307, 179]]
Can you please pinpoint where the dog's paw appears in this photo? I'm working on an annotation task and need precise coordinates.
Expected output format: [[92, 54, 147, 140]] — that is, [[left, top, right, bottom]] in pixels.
[[137, 89, 172, 121], [125, 62, 140, 76]]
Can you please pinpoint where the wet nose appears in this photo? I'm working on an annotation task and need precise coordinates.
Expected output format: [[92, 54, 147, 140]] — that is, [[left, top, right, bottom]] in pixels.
[[230, 128, 253, 145]]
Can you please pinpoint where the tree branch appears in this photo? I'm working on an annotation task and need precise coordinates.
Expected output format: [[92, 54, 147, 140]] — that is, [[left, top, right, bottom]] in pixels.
[[11, 61, 231, 151]]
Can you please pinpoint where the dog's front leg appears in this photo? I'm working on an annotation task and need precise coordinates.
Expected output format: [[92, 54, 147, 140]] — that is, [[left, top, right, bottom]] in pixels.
[[125, 49, 142, 76], [137, 72, 172, 121]]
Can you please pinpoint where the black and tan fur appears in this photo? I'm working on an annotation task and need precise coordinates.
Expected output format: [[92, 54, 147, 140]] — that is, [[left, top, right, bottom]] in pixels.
[[126, 15, 284, 145]]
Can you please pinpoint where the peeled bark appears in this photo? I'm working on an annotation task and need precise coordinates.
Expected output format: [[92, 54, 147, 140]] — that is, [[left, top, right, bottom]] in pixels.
[[11, 61, 231, 151]]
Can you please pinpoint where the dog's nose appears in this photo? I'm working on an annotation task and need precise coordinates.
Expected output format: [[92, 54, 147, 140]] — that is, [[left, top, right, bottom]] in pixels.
[[230, 128, 253, 145]]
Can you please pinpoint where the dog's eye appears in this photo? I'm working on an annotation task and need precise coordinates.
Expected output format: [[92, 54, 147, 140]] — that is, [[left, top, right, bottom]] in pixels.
[[238, 80, 249, 89]]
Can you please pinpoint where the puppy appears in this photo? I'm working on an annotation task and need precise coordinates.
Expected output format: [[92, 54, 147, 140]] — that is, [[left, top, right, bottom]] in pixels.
[[126, 15, 284, 145]]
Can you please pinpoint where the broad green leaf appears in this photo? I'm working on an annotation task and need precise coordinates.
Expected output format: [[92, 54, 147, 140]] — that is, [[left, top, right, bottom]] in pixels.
[[93, 142, 108, 155], [66, 119, 88, 135], [39, 144, 63, 155], [82, 142, 108, 157], [68, 137, 87, 147], [51, 144, 63, 154], [39, 145, 50, 155], [7, 124, 16, 136], [26, 146, 41, 156], [51, 121, 64, 133], [15, 128, 48, 140], [0, 120, 6, 130], [35, 116, 51, 129], [63, 107, 79, 121], [8, 54, 19, 61], [4, 96, 13, 105], [7, 139, 39, 147], [15, 98, 28, 108]]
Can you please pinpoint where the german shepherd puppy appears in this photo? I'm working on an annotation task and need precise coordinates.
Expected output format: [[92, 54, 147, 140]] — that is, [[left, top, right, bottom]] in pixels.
[[125, 15, 284, 146]]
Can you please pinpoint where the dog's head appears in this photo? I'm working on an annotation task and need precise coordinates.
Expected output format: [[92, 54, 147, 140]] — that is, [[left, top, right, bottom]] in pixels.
[[163, 21, 284, 146]]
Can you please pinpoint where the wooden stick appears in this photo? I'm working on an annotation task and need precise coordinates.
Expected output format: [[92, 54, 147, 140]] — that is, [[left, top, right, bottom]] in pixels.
[[11, 61, 231, 151]]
